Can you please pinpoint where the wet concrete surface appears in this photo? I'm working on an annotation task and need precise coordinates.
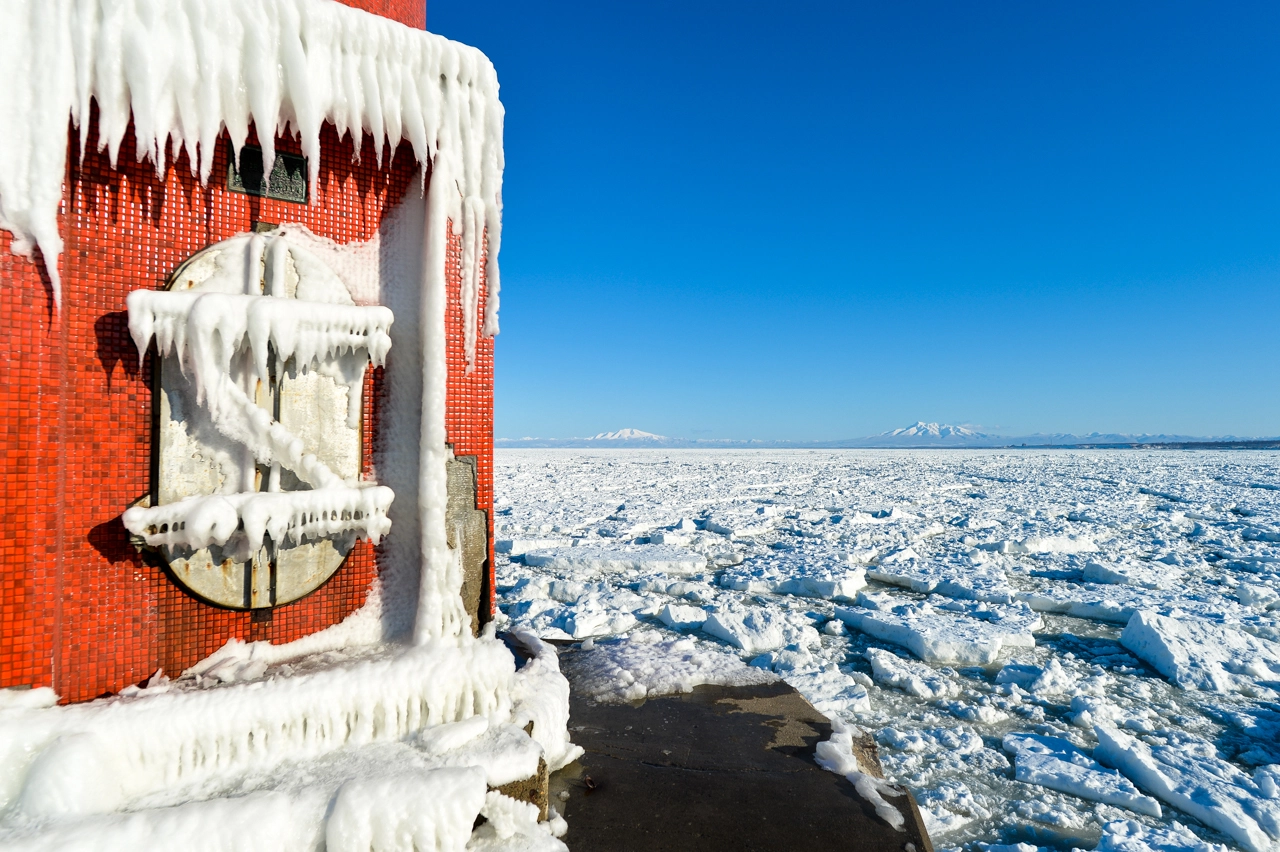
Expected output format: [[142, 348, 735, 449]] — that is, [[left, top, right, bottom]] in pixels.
[[550, 660, 934, 852]]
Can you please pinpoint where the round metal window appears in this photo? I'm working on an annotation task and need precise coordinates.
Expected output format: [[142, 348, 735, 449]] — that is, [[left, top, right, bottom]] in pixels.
[[124, 231, 394, 609]]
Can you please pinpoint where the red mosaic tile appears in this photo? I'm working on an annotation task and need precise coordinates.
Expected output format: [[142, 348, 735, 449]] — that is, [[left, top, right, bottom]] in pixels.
[[0, 101, 493, 702]]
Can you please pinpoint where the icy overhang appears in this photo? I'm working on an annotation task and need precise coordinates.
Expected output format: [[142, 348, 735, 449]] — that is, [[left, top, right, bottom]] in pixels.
[[0, 0, 503, 349]]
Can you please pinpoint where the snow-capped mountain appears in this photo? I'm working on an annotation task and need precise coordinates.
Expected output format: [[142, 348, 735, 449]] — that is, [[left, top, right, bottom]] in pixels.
[[586, 429, 667, 442], [496, 429, 686, 448], [496, 423, 1276, 450], [876, 422, 991, 442]]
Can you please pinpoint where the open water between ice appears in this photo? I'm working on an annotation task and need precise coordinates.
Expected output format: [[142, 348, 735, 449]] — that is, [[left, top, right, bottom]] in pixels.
[[495, 449, 1280, 852]]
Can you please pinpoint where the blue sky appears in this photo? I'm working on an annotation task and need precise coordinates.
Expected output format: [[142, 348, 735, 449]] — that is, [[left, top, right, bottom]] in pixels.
[[430, 1, 1280, 441]]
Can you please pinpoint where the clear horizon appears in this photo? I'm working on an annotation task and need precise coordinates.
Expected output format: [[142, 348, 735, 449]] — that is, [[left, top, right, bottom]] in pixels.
[[433, 1, 1280, 442], [496, 421, 1276, 443]]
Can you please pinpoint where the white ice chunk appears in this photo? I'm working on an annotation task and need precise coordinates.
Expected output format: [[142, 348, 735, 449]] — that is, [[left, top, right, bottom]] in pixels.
[[1084, 559, 1182, 590], [980, 535, 1098, 555], [496, 538, 574, 556], [719, 554, 866, 601], [701, 608, 790, 655], [1095, 725, 1280, 852], [1120, 610, 1280, 694], [865, 648, 961, 700], [1092, 819, 1232, 852], [703, 507, 781, 538], [836, 597, 1040, 665], [785, 668, 872, 715], [1002, 733, 1161, 817], [523, 545, 706, 575], [657, 604, 708, 630], [868, 554, 1013, 603]]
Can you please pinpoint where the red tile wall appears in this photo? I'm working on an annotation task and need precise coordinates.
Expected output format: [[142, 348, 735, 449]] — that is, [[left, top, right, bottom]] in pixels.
[[444, 222, 496, 619], [0, 112, 494, 701], [335, 0, 425, 30]]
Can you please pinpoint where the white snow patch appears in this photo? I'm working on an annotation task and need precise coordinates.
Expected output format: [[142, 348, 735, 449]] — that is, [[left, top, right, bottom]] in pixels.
[[560, 631, 776, 703]]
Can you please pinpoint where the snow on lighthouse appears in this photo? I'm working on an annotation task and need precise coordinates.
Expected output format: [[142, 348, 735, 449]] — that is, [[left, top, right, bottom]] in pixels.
[[0, 0, 574, 846]]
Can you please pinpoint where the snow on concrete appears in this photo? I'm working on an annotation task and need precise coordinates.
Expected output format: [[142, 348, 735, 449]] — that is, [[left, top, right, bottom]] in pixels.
[[815, 719, 908, 831], [560, 630, 776, 703], [496, 449, 1280, 850]]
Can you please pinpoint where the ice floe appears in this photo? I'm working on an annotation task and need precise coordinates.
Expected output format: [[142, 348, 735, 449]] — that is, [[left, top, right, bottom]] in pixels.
[[523, 544, 706, 574], [1121, 611, 1280, 695], [1002, 732, 1162, 817], [835, 594, 1041, 665], [496, 449, 1280, 850], [1095, 726, 1280, 852]]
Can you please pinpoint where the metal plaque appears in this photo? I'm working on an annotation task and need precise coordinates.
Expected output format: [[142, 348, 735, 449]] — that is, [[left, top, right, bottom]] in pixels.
[[227, 144, 309, 204]]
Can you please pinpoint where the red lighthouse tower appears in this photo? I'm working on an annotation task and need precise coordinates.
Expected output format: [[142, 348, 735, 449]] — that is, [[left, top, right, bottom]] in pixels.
[[0, 0, 498, 703]]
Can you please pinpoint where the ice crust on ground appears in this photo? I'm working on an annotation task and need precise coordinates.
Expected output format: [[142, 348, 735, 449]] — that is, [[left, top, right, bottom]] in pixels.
[[496, 449, 1280, 851], [0, 637, 575, 850]]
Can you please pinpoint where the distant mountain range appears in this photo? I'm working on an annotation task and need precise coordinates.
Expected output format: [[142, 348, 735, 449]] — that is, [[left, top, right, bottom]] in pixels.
[[496, 421, 1279, 450]]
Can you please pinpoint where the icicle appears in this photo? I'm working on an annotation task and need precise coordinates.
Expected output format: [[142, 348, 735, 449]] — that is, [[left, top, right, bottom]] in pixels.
[[127, 233, 393, 489], [0, 0, 504, 320]]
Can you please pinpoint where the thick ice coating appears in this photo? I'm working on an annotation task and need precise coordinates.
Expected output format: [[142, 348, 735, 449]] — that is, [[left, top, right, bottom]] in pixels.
[[122, 486, 395, 555], [122, 232, 398, 553], [0, 0, 503, 359]]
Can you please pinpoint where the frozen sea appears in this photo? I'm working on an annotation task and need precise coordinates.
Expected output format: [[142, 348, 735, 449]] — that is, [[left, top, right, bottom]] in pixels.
[[495, 450, 1280, 852]]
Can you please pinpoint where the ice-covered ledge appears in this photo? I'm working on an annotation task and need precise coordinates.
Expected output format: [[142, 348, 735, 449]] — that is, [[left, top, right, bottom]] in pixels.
[[122, 485, 395, 557], [0, 635, 577, 850]]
